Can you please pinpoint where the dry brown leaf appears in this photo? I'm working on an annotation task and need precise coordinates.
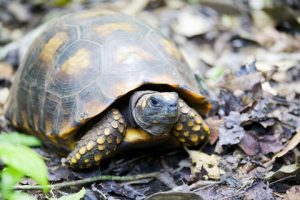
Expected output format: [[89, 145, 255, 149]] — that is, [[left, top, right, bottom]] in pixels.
[[186, 149, 222, 180], [205, 117, 224, 145], [265, 128, 300, 167], [284, 185, 300, 200]]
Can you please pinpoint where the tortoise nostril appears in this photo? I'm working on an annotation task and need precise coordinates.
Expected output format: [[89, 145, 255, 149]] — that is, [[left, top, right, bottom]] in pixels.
[[169, 103, 177, 108]]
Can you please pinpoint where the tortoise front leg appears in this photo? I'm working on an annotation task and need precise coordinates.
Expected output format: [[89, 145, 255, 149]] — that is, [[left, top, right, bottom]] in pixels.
[[66, 109, 126, 169], [172, 99, 210, 146]]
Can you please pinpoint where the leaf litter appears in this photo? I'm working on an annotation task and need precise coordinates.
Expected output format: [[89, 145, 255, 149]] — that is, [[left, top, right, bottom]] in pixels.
[[0, 0, 300, 199]]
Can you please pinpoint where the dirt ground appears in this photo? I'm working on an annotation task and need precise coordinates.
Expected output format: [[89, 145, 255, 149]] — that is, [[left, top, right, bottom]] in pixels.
[[0, 0, 299, 199]]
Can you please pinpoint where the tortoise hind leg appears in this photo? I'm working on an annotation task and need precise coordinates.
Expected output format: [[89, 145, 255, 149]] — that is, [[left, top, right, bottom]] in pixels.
[[66, 109, 126, 169], [172, 99, 210, 146]]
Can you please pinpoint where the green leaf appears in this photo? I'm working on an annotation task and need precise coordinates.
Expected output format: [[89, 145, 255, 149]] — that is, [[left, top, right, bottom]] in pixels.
[[8, 192, 37, 200], [50, 188, 86, 200], [1, 167, 24, 196], [0, 132, 41, 146], [0, 143, 48, 190]]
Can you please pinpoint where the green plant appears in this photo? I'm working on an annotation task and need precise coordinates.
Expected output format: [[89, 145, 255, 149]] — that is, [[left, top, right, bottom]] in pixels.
[[0, 132, 48, 200]]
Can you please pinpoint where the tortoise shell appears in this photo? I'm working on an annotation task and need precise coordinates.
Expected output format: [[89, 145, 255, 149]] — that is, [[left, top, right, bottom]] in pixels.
[[4, 10, 210, 148]]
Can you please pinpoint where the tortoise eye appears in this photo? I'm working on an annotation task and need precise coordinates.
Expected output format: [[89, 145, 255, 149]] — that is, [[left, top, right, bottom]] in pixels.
[[150, 97, 159, 107]]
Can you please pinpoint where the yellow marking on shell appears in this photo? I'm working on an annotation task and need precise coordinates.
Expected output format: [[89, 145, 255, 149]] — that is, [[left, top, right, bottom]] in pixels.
[[81, 101, 106, 122], [46, 132, 59, 144], [111, 121, 118, 129], [183, 131, 190, 137], [104, 128, 111, 136], [105, 150, 110, 156], [79, 147, 86, 155], [59, 121, 78, 140], [123, 128, 151, 143], [70, 157, 77, 164], [45, 120, 52, 135], [161, 38, 183, 60], [95, 22, 137, 37], [39, 32, 69, 64], [20, 111, 30, 130], [97, 136, 106, 144], [86, 141, 96, 151], [200, 135, 205, 140], [195, 116, 202, 124], [112, 109, 119, 114], [75, 153, 81, 160], [116, 45, 155, 64], [179, 137, 185, 143], [181, 107, 189, 114], [107, 136, 113, 144], [98, 145, 105, 150], [11, 111, 18, 127], [192, 124, 201, 131], [84, 159, 89, 163], [173, 131, 180, 137], [33, 114, 39, 132], [94, 153, 103, 162], [113, 114, 120, 120], [191, 134, 199, 143], [175, 123, 183, 131], [187, 120, 194, 127], [61, 48, 91, 75]]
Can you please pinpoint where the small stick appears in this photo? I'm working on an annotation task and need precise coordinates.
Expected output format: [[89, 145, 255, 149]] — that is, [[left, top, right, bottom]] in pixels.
[[15, 172, 159, 190]]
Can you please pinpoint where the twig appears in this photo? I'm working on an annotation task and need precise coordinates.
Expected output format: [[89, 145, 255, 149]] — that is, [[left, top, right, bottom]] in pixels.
[[15, 172, 159, 190], [269, 175, 296, 185]]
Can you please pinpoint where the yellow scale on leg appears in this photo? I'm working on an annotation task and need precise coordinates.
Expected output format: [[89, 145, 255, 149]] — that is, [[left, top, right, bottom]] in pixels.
[[172, 99, 210, 146], [67, 109, 126, 169]]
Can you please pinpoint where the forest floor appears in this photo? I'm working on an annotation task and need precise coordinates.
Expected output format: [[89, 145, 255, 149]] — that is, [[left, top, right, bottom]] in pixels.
[[0, 0, 299, 199]]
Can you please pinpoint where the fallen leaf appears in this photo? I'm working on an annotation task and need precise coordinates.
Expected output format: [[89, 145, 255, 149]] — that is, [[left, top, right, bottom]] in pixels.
[[265, 164, 300, 181], [146, 191, 204, 200], [205, 117, 224, 145], [238, 132, 259, 156], [265, 128, 300, 167], [50, 187, 86, 200], [218, 112, 245, 146], [186, 149, 222, 180], [284, 185, 300, 200], [243, 181, 274, 200]]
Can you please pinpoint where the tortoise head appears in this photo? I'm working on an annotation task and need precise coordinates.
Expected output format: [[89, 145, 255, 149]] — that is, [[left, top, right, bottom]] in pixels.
[[130, 91, 179, 135]]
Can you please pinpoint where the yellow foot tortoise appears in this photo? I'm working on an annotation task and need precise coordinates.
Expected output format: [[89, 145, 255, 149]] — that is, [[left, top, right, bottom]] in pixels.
[[4, 9, 211, 169]]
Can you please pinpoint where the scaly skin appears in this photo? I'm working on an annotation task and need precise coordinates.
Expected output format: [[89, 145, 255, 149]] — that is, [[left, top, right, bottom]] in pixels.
[[66, 109, 126, 169], [172, 99, 210, 146]]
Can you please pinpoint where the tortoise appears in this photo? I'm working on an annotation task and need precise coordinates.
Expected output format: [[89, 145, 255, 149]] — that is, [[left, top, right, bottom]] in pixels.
[[4, 9, 211, 169]]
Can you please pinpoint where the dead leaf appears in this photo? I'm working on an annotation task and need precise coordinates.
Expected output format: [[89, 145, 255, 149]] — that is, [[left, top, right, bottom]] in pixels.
[[186, 149, 222, 180], [243, 181, 275, 200], [205, 117, 224, 145], [238, 132, 259, 156], [146, 191, 204, 200], [265, 128, 300, 167], [284, 185, 300, 200], [265, 163, 300, 181], [218, 111, 245, 146]]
